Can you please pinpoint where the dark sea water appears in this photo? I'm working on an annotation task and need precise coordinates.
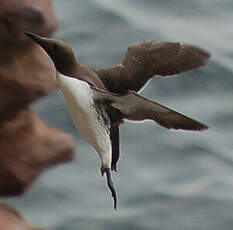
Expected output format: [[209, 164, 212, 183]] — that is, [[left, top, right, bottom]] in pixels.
[[7, 0, 233, 229]]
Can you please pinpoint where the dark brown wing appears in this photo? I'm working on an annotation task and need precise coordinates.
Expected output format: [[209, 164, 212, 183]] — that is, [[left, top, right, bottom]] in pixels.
[[96, 41, 210, 93], [152, 43, 210, 76], [93, 87, 208, 131]]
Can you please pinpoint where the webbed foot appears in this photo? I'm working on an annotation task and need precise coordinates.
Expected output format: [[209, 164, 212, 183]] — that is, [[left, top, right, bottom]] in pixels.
[[101, 166, 117, 210]]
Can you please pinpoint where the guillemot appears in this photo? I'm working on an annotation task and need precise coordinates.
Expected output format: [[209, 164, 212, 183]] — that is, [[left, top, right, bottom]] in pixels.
[[25, 32, 210, 209]]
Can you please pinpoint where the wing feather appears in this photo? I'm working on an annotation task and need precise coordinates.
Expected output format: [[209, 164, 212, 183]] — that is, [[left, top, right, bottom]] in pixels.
[[97, 41, 210, 93], [93, 87, 208, 131]]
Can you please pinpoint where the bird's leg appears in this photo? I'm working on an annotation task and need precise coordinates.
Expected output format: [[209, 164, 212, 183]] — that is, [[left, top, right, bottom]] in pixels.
[[101, 165, 117, 210]]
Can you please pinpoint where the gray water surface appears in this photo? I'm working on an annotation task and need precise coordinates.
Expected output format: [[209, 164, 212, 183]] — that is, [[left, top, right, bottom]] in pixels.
[[7, 0, 233, 229]]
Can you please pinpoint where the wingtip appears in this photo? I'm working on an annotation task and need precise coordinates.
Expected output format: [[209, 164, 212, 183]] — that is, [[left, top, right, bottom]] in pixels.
[[205, 50, 211, 59], [184, 122, 209, 131], [199, 124, 209, 131], [202, 50, 211, 64], [186, 122, 209, 131]]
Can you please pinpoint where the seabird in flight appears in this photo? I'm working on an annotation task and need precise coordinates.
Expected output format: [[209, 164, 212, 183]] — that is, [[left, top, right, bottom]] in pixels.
[[25, 32, 210, 209]]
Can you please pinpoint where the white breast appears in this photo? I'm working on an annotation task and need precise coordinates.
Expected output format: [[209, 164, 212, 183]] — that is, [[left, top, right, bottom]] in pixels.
[[56, 74, 112, 167]]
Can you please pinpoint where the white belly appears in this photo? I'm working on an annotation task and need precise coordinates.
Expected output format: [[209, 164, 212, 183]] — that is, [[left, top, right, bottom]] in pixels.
[[56, 74, 112, 167]]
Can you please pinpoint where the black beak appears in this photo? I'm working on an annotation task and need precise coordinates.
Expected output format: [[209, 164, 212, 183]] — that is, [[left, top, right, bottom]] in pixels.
[[25, 32, 42, 43]]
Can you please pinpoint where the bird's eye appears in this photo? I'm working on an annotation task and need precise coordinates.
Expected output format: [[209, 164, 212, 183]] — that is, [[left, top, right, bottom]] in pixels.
[[53, 44, 58, 51]]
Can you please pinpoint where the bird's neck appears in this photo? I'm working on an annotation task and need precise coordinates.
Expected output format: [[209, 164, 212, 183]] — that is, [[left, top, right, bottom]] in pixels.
[[57, 62, 79, 78]]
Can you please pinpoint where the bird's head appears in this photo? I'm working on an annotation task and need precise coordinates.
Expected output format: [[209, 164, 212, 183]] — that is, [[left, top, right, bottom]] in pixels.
[[25, 32, 78, 76]]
